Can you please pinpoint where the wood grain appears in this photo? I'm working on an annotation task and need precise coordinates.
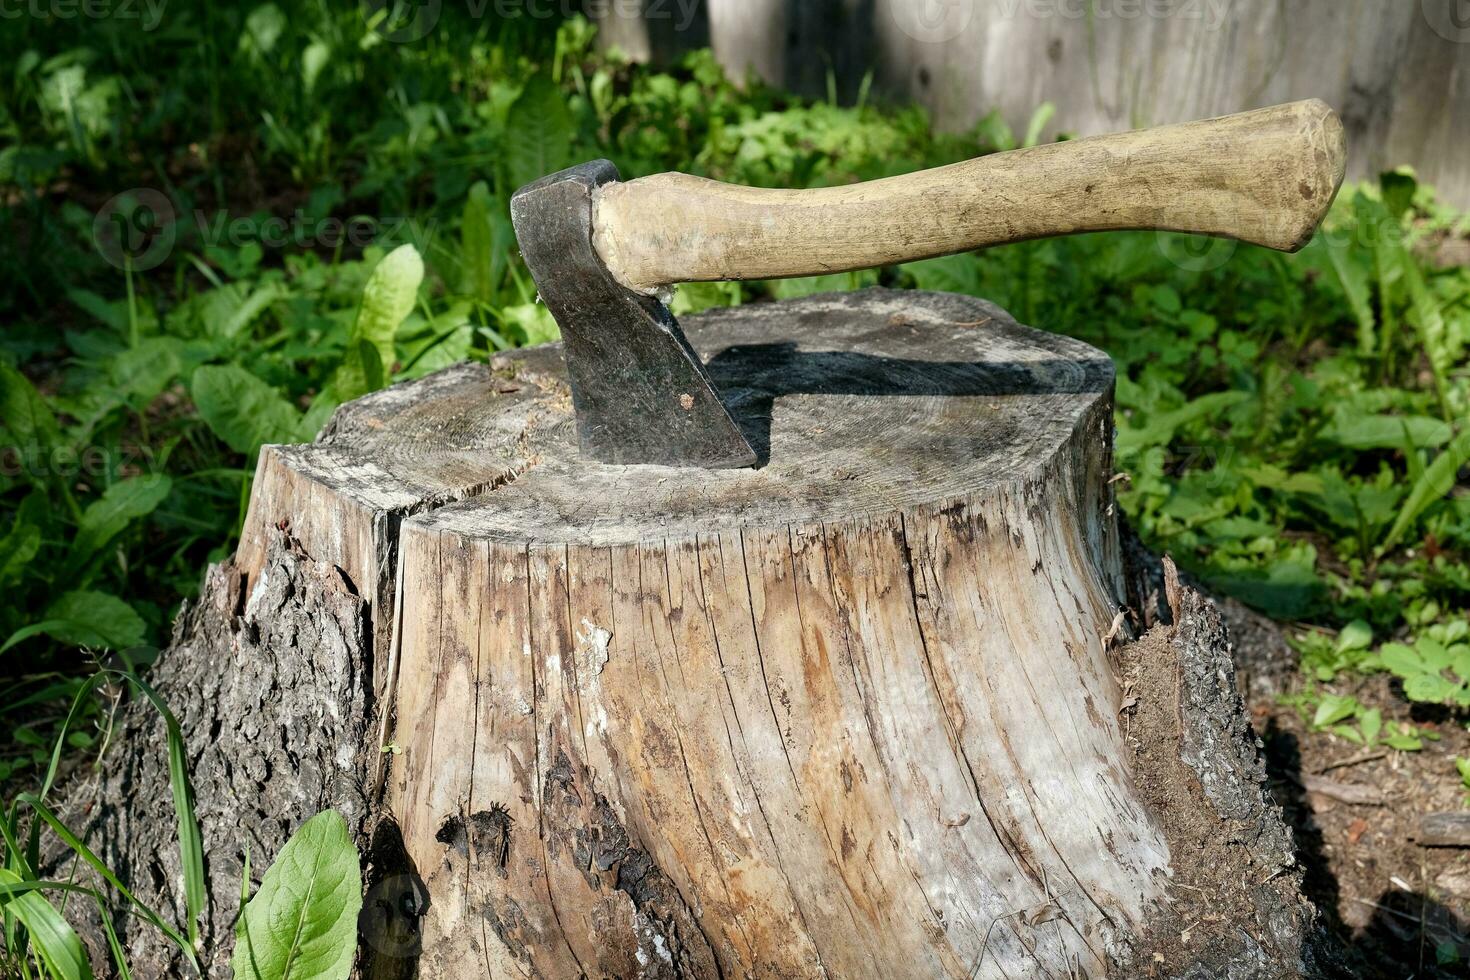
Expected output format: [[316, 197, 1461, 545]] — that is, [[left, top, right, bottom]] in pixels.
[[593, 100, 1345, 293], [366, 290, 1164, 976]]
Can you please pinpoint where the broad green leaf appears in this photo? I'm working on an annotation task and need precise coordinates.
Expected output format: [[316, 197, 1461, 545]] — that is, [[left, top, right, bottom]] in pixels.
[[302, 41, 330, 95], [1381, 429, 1470, 552], [240, 4, 287, 58], [325, 244, 425, 402], [1377, 642, 1424, 678], [1323, 235, 1374, 355], [0, 868, 92, 980], [232, 810, 362, 980], [461, 181, 508, 304], [901, 253, 984, 295], [192, 364, 306, 455], [1404, 673, 1459, 704], [1456, 756, 1470, 788], [202, 284, 279, 341], [1311, 694, 1358, 729], [32, 591, 146, 650], [109, 337, 183, 406], [400, 324, 474, 379], [356, 244, 423, 363], [70, 474, 172, 569], [1417, 638, 1454, 672], [1117, 391, 1250, 456], [1380, 169, 1418, 220], [1335, 620, 1372, 654], [1401, 254, 1457, 422], [505, 74, 573, 190], [0, 518, 41, 584], [1318, 407, 1450, 451], [0, 360, 62, 455], [499, 302, 559, 346]]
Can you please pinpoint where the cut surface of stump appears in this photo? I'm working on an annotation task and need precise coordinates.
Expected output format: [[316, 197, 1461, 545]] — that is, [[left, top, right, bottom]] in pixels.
[[213, 288, 1317, 977]]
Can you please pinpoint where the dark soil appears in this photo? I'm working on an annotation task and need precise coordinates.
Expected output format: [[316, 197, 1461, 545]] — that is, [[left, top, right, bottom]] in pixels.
[[1256, 671, 1470, 978]]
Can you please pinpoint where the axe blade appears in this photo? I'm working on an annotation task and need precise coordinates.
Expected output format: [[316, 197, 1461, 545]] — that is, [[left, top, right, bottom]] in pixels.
[[510, 161, 756, 469]]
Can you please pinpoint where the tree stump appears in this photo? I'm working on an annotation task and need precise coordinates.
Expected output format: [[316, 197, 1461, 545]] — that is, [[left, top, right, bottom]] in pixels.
[[62, 289, 1325, 977]]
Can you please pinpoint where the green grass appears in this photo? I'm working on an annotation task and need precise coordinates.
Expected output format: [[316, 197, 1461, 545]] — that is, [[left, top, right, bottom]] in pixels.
[[0, 2, 1469, 971]]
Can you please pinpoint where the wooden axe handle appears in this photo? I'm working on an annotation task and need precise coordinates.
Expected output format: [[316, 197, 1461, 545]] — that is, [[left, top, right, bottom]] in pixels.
[[592, 99, 1346, 294]]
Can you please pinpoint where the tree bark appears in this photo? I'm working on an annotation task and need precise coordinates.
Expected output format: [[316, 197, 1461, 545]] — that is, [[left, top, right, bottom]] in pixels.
[[57, 289, 1326, 977]]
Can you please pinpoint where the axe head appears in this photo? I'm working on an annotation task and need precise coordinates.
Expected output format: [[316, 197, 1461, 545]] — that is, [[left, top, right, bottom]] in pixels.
[[510, 160, 757, 469]]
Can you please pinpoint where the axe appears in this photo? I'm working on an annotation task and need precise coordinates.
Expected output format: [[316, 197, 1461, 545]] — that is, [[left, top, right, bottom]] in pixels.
[[510, 99, 1345, 469]]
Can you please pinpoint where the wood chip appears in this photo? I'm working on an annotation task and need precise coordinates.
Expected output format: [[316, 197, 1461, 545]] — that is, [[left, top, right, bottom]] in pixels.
[[1415, 811, 1470, 847], [1345, 818, 1369, 845], [1296, 774, 1385, 806]]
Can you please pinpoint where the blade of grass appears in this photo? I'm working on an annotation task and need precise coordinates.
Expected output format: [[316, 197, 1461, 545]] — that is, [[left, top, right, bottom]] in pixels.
[[94, 897, 132, 980], [15, 795, 197, 971], [39, 674, 107, 801], [108, 671, 205, 953], [0, 868, 93, 980], [1381, 429, 1470, 553]]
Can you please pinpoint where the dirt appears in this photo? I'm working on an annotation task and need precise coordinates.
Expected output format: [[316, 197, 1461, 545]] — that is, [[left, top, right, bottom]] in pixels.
[[1256, 671, 1470, 978]]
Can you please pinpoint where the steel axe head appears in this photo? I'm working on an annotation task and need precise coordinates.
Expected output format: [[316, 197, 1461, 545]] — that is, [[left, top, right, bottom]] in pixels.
[[510, 160, 756, 469]]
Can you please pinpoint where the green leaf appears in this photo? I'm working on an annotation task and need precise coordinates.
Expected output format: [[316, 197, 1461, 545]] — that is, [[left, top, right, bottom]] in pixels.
[[302, 41, 330, 95], [327, 244, 425, 401], [192, 364, 306, 455], [1403, 673, 1459, 704], [1381, 429, 1470, 552], [1318, 406, 1450, 451], [499, 302, 559, 346], [505, 74, 573, 190], [0, 517, 42, 584], [0, 360, 63, 455], [1323, 234, 1375, 355], [1359, 708, 1382, 746], [1377, 642, 1424, 678], [33, 591, 146, 650], [108, 337, 184, 407], [769, 269, 878, 300], [1312, 694, 1359, 729], [0, 868, 93, 980], [69, 474, 172, 570], [232, 810, 362, 980], [1417, 637, 1454, 672], [1021, 102, 1055, 149], [1380, 169, 1418, 220], [1335, 620, 1372, 654], [0, 591, 146, 653], [1455, 756, 1470, 790], [461, 181, 511, 304]]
